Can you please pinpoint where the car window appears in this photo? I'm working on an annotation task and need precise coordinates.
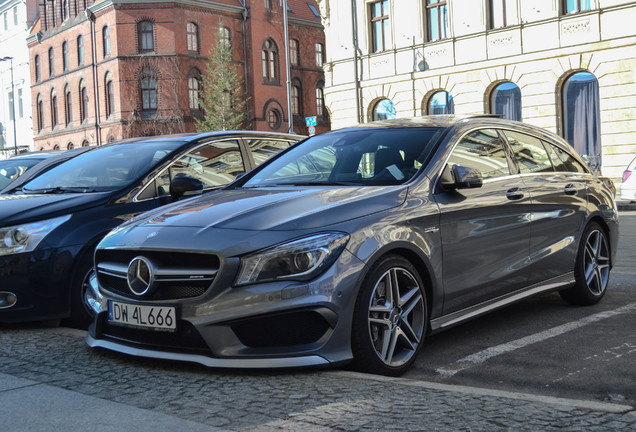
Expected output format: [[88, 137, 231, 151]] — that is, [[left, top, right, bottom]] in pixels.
[[503, 131, 553, 174], [155, 140, 246, 195], [0, 157, 45, 188], [246, 139, 295, 167], [447, 129, 511, 180], [544, 142, 587, 173], [243, 128, 444, 187]]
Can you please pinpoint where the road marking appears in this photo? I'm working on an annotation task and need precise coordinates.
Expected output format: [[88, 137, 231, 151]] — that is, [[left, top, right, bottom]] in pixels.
[[435, 302, 636, 378]]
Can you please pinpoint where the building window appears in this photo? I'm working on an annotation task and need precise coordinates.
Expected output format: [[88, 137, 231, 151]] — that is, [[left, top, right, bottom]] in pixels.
[[65, 85, 73, 125], [490, 0, 518, 29], [34, 55, 40, 82], [13, 5, 18, 25], [48, 47, 55, 77], [564, 0, 592, 14], [50, 89, 58, 128], [267, 109, 281, 130], [188, 73, 201, 110], [289, 39, 299, 66], [62, 41, 69, 71], [138, 21, 154, 53], [36, 94, 43, 132], [262, 39, 279, 83], [491, 82, 522, 121], [427, 90, 454, 114], [316, 84, 325, 118], [291, 81, 301, 116], [265, 0, 272, 10], [77, 35, 84, 65], [373, 98, 396, 120], [79, 80, 88, 122], [315, 43, 324, 67], [62, 0, 69, 21], [370, 1, 390, 53], [187, 22, 199, 53], [562, 71, 601, 173], [82, 139, 89, 147], [103, 25, 111, 57], [8, 91, 14, 121], [3, 11, 7, 30], [17, 88, 23, 118], [220, 27, 231, 50], [67, 142, 74, 150], [426, 0, 449, 41], [141, 75, 157, 114], [105, 76, 114, 118]]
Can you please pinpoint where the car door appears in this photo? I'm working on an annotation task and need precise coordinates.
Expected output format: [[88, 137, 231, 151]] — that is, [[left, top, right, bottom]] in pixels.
[[435, 128, 532, 314], [503, 130, 588, 284]]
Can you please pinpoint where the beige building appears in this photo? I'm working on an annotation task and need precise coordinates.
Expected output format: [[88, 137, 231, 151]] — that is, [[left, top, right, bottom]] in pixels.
[[318, 0, 636, 184]]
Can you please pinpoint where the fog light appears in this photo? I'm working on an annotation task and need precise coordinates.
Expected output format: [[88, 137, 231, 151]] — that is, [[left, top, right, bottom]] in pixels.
[[0, 292, 17, 309]]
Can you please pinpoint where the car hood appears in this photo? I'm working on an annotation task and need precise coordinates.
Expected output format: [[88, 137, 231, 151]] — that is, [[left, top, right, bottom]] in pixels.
[[0, 192, 111, 225], [131, 186, 408, 231]]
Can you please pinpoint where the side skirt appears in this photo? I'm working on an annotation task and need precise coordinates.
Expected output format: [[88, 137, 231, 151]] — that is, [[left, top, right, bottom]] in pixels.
[[430, 273, 575, 333]]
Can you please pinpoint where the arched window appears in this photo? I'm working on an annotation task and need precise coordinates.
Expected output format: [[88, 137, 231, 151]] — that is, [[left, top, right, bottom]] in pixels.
[[220, 26, 231, 50], [53, 144, 60, 150], [50, 88, 58, 128], [491, 82, 522, 121], [186, 22, 199, 53], [316, 84, 326, 118], [36, 94, 43, 132], [140, 74, 157, 114], [291, 80, 302, 116], [261, 39, 279, 83], [77, 35, 84, 65], [62, 41, 69, 71], [34, 55, 41, 82], [267, 108, 281, 130], [67, 142, 74, 150], [79, 80, 88, 122], [48, 47, 55, 77], [373, 98, 396, 121], [64, 84, 72, 126], [103, 25, 111, 57], [81, 139, 89, 147], [138, 21, 154, 53], [427, 91, 454, 114], [188, 70, 201, 110], [62, 0, 69, 21], [563, 71, 601, 172], [105, 73, 114, 118]]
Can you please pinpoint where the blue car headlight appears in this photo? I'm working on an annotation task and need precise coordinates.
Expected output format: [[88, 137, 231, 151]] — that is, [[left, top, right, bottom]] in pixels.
[[0, 214, 72, 256], [235, 232, 349, 286]]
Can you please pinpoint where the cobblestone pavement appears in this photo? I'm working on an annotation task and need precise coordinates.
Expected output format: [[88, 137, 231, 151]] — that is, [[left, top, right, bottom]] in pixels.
[[0, 326, 634, 431]]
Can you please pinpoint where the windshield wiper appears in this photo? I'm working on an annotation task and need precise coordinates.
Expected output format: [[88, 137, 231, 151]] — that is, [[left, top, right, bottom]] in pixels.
[[23, 186, 98, 194]]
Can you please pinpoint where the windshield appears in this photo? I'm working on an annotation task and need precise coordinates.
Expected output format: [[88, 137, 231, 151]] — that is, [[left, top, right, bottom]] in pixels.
[[0, 157, 46, 189], [22, 141, 183, 192], [242, 127, 445, 188]]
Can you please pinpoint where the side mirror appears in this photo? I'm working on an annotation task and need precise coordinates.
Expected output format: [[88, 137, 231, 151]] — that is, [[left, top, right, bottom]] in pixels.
[[169, 175, 203, 200], [440, 164, 483, 190]]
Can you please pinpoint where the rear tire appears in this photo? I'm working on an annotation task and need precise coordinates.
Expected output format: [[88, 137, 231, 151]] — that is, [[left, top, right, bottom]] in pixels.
[[559, 222, 610, 306], [351, 255, 428, 376]]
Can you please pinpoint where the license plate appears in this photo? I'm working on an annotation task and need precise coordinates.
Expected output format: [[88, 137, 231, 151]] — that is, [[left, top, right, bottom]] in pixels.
[[108, 300, 176, 331]]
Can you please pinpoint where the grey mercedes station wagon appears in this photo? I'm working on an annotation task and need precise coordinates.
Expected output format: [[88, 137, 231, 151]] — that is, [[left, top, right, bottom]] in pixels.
[[86, 116, 618, 376]]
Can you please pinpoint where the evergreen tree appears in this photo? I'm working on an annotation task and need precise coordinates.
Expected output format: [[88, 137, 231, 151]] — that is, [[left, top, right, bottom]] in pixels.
[[195, 28, 249, 131]]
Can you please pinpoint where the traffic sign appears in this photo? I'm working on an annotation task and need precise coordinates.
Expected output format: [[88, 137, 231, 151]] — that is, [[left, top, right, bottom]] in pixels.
[[305, 116, 317, 127], [308, 126, 316, 135]]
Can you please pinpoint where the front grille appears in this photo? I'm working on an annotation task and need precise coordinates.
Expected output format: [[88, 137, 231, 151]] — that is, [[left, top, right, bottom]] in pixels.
[[231, 310, 331, 348], [95, 249, 219, 300]]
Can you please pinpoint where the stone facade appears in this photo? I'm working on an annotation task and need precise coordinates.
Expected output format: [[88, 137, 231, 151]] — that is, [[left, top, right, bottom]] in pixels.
[[318, 0, 636, 183], [26, 0, 328, 150]]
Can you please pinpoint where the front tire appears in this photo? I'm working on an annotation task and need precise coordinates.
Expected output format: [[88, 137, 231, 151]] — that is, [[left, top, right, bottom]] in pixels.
[[559, 222, 611, 305], [351, 255, 428, 376], [69, 253, 96, 329]]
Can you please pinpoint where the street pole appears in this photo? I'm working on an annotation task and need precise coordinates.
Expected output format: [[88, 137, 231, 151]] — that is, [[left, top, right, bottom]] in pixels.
[[1, 57, 18, 155], [282, 0, 293, 133]]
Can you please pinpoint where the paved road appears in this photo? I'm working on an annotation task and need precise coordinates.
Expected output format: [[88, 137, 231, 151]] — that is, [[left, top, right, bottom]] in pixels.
[[0, 212, 634, 431]]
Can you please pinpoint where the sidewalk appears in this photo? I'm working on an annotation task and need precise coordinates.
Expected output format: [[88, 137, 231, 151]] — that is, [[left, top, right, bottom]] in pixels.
[[0, 327, 634, 431]]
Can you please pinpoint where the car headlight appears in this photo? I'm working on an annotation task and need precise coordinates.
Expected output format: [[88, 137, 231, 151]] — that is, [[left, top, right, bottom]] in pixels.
[[235, 232, 350, 286], [0, 214, 72, 256]]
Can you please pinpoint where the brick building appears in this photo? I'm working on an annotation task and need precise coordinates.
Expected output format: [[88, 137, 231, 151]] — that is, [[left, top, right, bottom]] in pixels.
[[27, 0, 329, 150]]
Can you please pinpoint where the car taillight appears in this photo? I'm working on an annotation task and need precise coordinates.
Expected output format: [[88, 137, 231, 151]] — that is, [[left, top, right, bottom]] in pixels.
[[623, 170, 632, 182]]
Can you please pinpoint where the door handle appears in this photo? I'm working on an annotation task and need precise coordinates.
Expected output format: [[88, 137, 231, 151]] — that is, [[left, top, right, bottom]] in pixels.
[[564, 184, 577, 195], [506, 187, 524, 200]]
